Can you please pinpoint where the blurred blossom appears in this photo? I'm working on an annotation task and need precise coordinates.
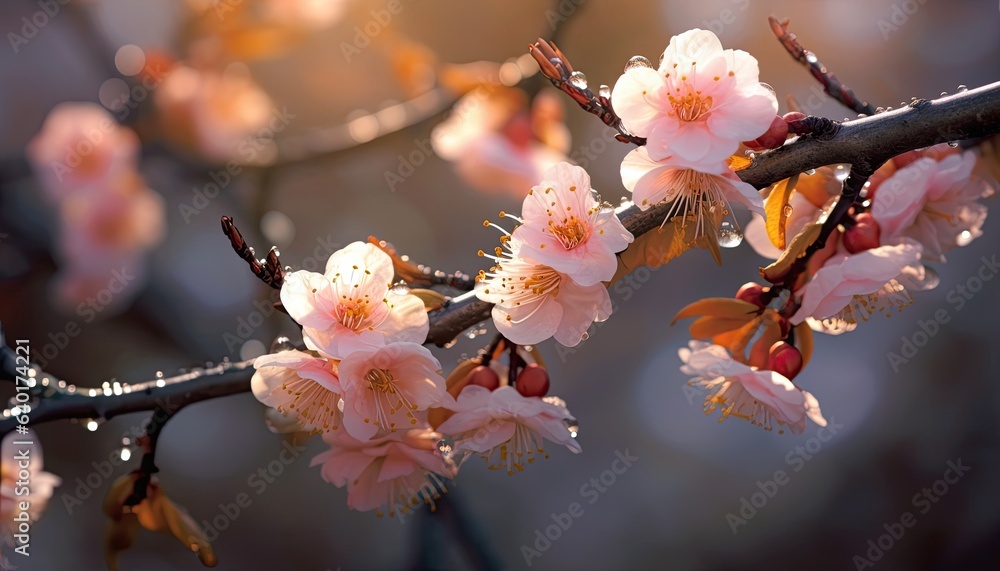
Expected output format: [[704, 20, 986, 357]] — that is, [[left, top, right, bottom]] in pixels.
[[432, 87, 571, 198], [27, 103, 166, 313], [263, 0, 350, 29], [26, 102, 140, 203], [155, 64, 273, 162]]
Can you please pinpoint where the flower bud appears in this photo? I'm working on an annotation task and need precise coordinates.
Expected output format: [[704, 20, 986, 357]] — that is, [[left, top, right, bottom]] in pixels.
[[782, 111, 807, 124], [735, 282, 767, 309], [467, 365, 501, 391], [843, 213, 881, 254], [766, 341, 803, 380], [750, 115, 789, 150], [515, 363, 550, 397]]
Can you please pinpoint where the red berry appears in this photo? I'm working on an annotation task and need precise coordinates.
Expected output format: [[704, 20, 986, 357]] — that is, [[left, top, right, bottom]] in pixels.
[[735, 282, 767, 309], [467, 366, 500, 391], [752, 116, 790, 149], [515, 363, 550, 397], [843, 213, 881, 254], [782, 111, 807, 124], [766, 341, 803, 380]]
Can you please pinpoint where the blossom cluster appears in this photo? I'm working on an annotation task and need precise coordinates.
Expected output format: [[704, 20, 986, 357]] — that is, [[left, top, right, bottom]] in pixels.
[[251, 241, 583, 516]]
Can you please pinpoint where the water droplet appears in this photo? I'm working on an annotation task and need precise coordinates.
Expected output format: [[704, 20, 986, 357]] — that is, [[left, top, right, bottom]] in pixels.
[[957, 85, 968, 92], [783, 204, 793, 217], [624, 55, 653, 71], [916, 266, 941, 290], [619, 196, 629, 205], [805, 168, 816, 175], [337, 398, 346, 413], [805, 54, 818, 64], [155, 371, 164, 378], [744, 150, 756, 159], [957, 230, 974, 246], [947, 141, 959, 148], [156, 379, 166, 388], [119, 447, 132, 462], [390, 283, 411, 295], [940, 92, 948, 97], [436, 435, 455, 461], [569, 71, 588, 90], [717, 222, 744, 248], [270, 336, 296, 353], [85, 419, 100, 432], [563, 417, 580, 438], [598, 84, 610, 100]]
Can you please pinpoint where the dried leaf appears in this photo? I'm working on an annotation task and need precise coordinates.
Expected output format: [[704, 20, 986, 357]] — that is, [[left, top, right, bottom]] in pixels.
[[795, 322, 814, 367], [408, 288, 447, 311], [795, 167, 841, 208], [104, 517, 139, 571], [764, 174, 800, 250], [760, 222, 822, 283], [689, 316, 756, 339], [616, 215, 703, 278], [671, 298, 760, 325], [726, 154, 753, 172]]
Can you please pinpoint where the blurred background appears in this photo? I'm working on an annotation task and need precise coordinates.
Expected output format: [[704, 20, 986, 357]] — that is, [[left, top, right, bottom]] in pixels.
[[1, 0, 999, 569]]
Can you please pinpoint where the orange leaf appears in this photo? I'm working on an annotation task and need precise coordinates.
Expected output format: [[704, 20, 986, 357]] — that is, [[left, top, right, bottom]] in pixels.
[[689, 316, 756, 339], [763, 174, 799, 250], [672, 298, 760, 325], [795, 322, 814, 367], [760, 223, 822, 283]]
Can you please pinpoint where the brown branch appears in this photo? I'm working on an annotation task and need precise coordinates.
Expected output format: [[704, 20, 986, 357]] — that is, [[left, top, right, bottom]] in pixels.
[[3, 80, 999, 433], [769, 15, 877, 116]]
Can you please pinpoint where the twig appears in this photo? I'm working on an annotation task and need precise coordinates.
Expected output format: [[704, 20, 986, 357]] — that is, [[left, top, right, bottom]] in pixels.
[[3, 80, 999, 431], [769, 15, 877, 116]]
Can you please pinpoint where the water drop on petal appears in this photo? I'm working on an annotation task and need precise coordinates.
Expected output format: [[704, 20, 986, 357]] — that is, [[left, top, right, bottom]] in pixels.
[[624, 55, 653, 71], [563, 417, 580, 438], [717, 222, 744, 248], [436, 435, 455, 461]]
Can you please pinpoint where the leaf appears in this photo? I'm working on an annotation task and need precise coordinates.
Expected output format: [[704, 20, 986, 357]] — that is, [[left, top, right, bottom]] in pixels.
[[408, 288, 447, 311], [795, 322, 814, 367], [764, 174, 800, 250], [104, 517, 139, 571], [714, 315, 766, 360], [157, 494, 218, 567], [671, 298, 760, 325], [689, 316, 756, 339], [617, 216, 700, 273], [726, 154, 753, 172], [748, 317, 783, 367], [429, 358, 483, 429], [760, 222, 822, 283]]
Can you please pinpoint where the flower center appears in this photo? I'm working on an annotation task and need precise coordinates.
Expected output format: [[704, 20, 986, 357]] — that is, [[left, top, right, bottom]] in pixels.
[[336, 296, 371, 330], [364, 367, 418, 431], [365, 368, 395, 393], [548, 216, 589, 249], [669, 91, 714, 122]]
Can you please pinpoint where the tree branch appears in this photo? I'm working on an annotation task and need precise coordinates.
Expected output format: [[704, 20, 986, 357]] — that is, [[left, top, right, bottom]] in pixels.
[[3, 80, 999, 433]]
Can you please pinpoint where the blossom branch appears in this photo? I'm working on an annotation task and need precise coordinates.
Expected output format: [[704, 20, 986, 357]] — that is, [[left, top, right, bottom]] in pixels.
[[4, 82, 999, 431], [768, 15, 877, 116]]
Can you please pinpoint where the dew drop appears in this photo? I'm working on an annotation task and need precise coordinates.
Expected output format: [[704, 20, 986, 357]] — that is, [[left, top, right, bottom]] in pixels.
[[783, 204, 793, 217], [436, 435, 455, 461], [717, 222, 744, 248], [805, 168, 817, 175], [917, 266, 941, 290], [390, 283, 411, 295], [119, 447, 132, 462], [744, 150, 756, 159], [85, 419, 100, 432], [957, 230, 974, 246], [947, 141, 959, 148], [940, 92, 949, 97], [563, 417, 580, 438], [957, 85, 968, 92], [270, 336, 296, 353], [598, 84, 610, 100], [624, 55, 653, 71], [569, 71, 588, 90], [580, 332, 590, 341]]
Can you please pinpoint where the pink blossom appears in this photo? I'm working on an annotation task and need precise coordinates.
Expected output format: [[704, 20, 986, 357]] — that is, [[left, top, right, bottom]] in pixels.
[[678, 341, 825, 434], [436, 385, 580, 474], [621, 146, 763, 236], [252, 349, 343, 433], [612, 29, 778, 165], [311, 429, 457, 516], [871, 152, 990, 262], [790, 240, 923, 325], [476, 237, 612, 347], [432, 87, 570, 197], [155, 65, 273, 162], [337, 343, 448, 440], [26, 102, 140, 202], [510, 162, 633, 285], [280, 241, 429, 358]]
